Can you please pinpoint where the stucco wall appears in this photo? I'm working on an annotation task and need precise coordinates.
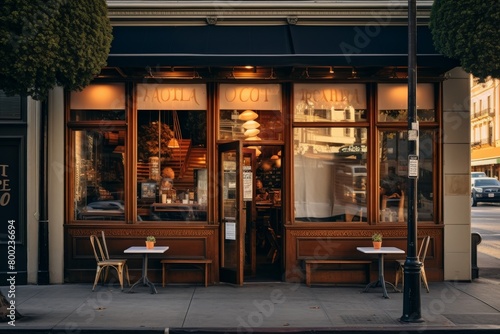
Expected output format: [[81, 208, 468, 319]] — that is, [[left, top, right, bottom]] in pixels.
[[442, 67, 472, 281]]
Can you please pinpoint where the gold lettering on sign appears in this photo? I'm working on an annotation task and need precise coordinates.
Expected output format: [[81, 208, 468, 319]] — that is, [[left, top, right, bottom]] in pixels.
[[0, 164, 11, 206], [224, 87, 270, 103], [142, 87, 200, 105], [298, 88, 361, 105]]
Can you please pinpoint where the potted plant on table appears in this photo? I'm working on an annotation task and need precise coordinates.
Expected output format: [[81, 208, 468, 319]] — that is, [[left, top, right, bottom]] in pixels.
[[372, 233, 383, 249], [146, 236, 156, 249]]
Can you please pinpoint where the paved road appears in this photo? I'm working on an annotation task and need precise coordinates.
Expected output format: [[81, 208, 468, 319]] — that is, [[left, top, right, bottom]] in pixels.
[[471, 203, 500, 280]]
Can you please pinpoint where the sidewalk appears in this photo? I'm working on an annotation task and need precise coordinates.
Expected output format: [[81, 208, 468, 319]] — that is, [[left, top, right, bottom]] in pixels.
[[2, 278, 500, 333]]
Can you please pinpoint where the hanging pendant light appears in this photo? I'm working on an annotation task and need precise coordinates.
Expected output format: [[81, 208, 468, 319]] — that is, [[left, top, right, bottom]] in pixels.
[[240, 110, 261, 141], [242, 120, 260, 130], [247, 146, 262, 156], [244, 128, 260, 137], [239, 109, 258, 121], [168, 111, 181, 148]]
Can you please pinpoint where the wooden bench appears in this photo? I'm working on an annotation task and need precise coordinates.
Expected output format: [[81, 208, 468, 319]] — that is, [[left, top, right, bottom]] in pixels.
[[161, 259, 212, 287], [304, 259, 372, 287]]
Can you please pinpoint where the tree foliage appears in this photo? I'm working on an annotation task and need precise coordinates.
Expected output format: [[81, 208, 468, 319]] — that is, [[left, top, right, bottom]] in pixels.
[[430, 0, 500, 81], [0, 0, 112, 100]]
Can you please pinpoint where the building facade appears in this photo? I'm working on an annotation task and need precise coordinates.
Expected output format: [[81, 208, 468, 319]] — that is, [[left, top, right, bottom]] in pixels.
[[471, 77, 500, 178], [2, 1, 472, 287]]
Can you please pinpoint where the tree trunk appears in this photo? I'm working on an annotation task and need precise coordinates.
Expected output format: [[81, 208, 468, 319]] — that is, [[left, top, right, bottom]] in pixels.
[[0, 290, 21, 322]]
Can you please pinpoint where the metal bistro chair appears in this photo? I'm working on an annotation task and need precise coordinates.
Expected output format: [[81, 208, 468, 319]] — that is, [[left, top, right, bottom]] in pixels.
[[394, 235, 430, 293], [90, 233, 130, 291]]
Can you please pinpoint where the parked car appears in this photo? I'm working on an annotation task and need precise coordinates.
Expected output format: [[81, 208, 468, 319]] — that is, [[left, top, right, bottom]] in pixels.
[[78, 200, 125, 220], [471, 172, 487, 187], [343, 185, 366, 205], [471, 177, 500, 207]]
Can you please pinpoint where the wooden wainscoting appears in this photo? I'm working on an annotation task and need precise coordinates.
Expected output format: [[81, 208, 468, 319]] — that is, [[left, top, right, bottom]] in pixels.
[[65, 224, 219, 286], [283, 224, 443, 285]]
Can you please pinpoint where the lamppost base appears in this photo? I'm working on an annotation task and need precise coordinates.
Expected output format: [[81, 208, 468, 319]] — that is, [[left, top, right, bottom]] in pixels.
[[400, 314, 424, 323]]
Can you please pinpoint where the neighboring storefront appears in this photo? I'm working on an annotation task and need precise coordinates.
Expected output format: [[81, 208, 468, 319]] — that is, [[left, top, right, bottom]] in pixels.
[[0, 92, 28, 285], [14, 1, 474, 286]]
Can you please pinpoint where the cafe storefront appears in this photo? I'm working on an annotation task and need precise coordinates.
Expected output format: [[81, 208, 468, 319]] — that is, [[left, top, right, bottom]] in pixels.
[[57, 2, 473, 286], [64, 79, 461, 286]]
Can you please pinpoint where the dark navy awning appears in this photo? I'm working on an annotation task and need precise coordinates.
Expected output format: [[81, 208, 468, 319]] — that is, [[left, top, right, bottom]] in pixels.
[[107, 25, 458, 70]]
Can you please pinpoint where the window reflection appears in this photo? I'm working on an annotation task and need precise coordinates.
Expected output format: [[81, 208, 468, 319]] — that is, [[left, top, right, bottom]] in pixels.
[[293, 83, 367, 122], [379, 130, 435, 223], [294, 127, 368, 222], [73, 129, 125, 221], [219, 109, 283, 141]]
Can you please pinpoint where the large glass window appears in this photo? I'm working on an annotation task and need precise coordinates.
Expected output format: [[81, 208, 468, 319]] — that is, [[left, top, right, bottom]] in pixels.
[[70, 84, 126, 221], [136, 109, 207, 221], [292, 83, 367, 223], [377, 82, 436, 223], [378, 130, 435, 223], [135, 84, 207, 222], [294, 127, 368, 222], [73, 129, 126, 221]]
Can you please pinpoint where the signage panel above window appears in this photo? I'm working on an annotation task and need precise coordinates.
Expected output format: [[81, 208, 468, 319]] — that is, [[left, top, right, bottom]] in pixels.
[[70, 83, 125, 110], [136, 84, 207, 110], [378, 83, 435, 122], [219, 84, 281, 111], [293, 84, 367, 122]]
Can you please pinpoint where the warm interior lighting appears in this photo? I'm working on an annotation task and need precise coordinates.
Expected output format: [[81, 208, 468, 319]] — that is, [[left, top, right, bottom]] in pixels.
[[378, 83, 434, 110], [231, 67, 274, 79], [329, 66, 335, 74], [270, 154, 279, 160], [349, 68, 359, 79], [242, 120, 260, 130], [167, 138, 180, 149], [145, 66, 201, 79], [70, 84, 125, 109], [244, 128, 260, 137], [245, 136, 262, 141], [247, 146, 262, 156], [239, 110, 259, 121], [240, 110, 261, 141]]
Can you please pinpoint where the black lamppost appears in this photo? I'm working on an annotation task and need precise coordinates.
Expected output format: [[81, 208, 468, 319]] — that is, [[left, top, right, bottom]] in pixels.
[[401, 0, 422, 323]]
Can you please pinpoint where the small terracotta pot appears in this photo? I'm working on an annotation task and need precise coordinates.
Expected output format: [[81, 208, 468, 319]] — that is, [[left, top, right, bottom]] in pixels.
[[373, 241, 382, 249], [145, 241, 155, 249]]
